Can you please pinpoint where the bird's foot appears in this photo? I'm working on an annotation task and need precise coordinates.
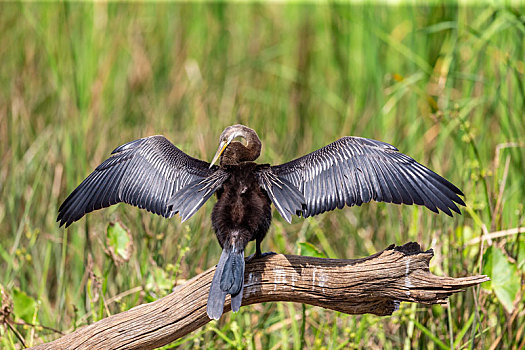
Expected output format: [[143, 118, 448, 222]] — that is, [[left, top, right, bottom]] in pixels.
[[246, 251, 276, 262], [259, 251, 277, 258]]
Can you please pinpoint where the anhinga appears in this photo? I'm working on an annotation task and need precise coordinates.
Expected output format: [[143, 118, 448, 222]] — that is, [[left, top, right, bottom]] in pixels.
[[57, 124, 465, 319]]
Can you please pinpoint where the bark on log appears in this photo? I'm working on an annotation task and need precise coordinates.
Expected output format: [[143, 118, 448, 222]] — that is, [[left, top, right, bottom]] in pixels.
[[30, 242, 489, 350]]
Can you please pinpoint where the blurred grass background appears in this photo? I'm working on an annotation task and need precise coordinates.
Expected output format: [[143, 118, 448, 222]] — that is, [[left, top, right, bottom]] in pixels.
[[1, 2, 524, 349]]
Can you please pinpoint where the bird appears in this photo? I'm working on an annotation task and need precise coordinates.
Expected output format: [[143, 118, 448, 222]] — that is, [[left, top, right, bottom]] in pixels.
[[57, 124, 465, 319]]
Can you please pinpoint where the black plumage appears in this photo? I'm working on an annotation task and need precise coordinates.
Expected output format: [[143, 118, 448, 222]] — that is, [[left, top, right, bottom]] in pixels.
[[269, 137, 464, 218], [57, 124, 465, 320], [57, 136, 219, 226]]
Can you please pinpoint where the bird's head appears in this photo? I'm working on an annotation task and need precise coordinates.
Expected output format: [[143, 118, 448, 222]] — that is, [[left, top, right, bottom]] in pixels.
[[210, 124, 261, 167]]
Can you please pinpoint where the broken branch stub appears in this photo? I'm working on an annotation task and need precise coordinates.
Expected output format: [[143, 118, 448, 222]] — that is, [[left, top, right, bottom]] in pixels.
[[30, 242, 489, 350]]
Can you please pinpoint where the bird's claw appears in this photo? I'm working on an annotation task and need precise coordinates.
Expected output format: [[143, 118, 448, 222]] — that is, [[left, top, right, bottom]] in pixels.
[[246, 251, 276, 262]]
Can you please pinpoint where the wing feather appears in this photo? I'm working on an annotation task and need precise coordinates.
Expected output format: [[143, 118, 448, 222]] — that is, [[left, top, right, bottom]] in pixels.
[[271, 136, 464, 218], [376, 160, 403, 205], [386, 161, 414, 205], [368, 156, 388, 202], [255, 167, 305, 223], [57, 135, 219, 227]]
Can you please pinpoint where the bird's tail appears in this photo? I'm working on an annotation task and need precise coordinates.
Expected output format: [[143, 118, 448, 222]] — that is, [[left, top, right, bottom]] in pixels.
[[207, 245, 245, 320]]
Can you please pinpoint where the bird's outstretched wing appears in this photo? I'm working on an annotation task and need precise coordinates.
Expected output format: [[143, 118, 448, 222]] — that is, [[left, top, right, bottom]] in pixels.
[[57, 136, 225, 227], [269, 136, 465, 218]]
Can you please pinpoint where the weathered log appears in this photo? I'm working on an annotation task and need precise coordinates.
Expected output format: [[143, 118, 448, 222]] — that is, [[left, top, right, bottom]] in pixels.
[[30, 242, 489, 350]]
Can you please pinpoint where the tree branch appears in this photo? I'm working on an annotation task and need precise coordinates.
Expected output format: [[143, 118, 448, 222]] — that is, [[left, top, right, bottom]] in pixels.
[[30, 242, 489, 350]]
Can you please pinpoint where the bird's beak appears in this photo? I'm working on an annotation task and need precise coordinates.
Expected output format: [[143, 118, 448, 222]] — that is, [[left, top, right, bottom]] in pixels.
[[209, 140, 228, 168]]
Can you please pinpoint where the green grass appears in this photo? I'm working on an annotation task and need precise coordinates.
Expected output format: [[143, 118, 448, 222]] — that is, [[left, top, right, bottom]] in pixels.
[[1, 2, 524, 349]]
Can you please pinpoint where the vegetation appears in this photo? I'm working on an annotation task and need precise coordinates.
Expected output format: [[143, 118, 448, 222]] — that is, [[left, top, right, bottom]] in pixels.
[[1, 2, 523, 349]]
